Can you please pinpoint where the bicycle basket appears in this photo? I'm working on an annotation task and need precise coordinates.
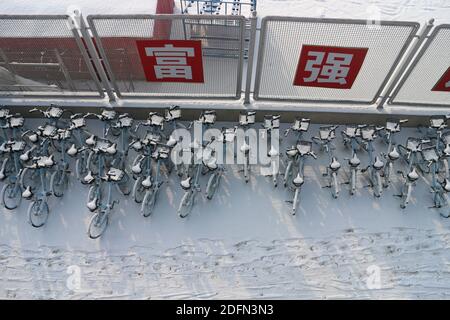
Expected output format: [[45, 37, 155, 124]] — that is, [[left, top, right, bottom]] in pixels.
[[297, 141, 312, 155], [49, 107, 63, 118]]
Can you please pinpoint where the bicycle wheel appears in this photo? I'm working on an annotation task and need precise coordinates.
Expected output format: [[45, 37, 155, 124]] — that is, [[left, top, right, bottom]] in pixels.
[[117, 172, 131, 196], [383, 162, 392, 188], [75, 155, 88, 181], [400, 184, 413, 209], [87, 152, 99, 175], [178, 190, 195, 218], [350, 169, 357, 195], [373, 171, 382, 198], [331, 172, 339, 199], [28, 199, 49, 228], [2, 182, 21, 210], [20, 168, 37, 191], [88, 211, 108, 239], [283, 161, 293, 187], [141, 188, 158, 217], [292, 187, 301, 215], [132, 177, 146, 203], [206, 173, 219, 200], [51, 170, 68, 197]]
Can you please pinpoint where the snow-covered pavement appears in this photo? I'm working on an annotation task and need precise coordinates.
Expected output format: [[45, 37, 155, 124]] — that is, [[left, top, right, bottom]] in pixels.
[[0, 120, 449, 299]]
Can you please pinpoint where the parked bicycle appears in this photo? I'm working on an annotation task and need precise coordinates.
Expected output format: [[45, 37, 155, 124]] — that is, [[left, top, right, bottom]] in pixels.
[[286, 140, 317, 215], [359, 125, 384, 198], [0, 140, 27, 210], [312, 125, 341, 198], [21, 155, 56, 227], [87, 167, 124, 239], [283, 118, 310, 188], [341, 125, 364, 195], [177, 110, 216, 217], [263, 114, 281, 187], [237, 111, 256, 183]]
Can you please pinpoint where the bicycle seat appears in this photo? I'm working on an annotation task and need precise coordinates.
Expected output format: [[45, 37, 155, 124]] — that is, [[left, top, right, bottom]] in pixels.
[[240, 141, 250, 153], [297, 141, 312, 156], [349, 154, 361, 167], [373, 156, 384, 170], [148, 112, 165, 127], [329, 157, 341, 171], [48, 106, 63, 118], [9, 116, 24, 128], [388, 146, 400, 160], [442, 131, 450, 145], [286, 146, 298, 157], [180, 176, 192, 190], [239, 111, 256, 126], [104, 167, 124, 182], [407, 168, 419, 181], [165, 105, 182, 122], [292, 118, 310, 132], [442, 179, 450, 192], [204, 156, 218, 170], [100, 109, 116, 120], [0, 109, 10, 119], [293, 173, 304, 187], [199, 110, 216, 125]]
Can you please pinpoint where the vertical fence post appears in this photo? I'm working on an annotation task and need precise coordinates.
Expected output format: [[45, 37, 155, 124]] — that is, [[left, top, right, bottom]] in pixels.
[[244, 11, 257, 105], [377, 18, 434, 109], [70, 9, 116, 102]]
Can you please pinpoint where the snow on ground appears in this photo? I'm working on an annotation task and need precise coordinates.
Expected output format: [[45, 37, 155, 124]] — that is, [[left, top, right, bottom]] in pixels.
[[1, 0, 450, 300], [0, 119, 450, 299], [1, 0, 449, 24]]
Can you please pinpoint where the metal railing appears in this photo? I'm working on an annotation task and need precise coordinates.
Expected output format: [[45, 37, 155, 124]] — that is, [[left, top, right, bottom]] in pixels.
[[0, 15, 105, 99]]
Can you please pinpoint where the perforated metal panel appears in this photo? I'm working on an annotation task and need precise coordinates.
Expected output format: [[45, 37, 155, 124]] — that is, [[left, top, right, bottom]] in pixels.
[[254, 17, 419, 104], [390, 24, 450, 107], [0, 15, 104, 98], [87, 14, 245, 99]]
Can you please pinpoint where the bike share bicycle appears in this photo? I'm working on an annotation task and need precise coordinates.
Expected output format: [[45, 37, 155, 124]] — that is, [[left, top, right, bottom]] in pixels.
[[178, 110, 216, 218], [283, 117, 310, 188], [341, 124, 364, 195], [312, 125, 341, 198]]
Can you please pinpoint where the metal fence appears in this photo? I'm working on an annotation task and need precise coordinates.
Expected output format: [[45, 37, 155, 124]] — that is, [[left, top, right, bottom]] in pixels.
[[87, 14, 245, 99], [0, 13, 448, 113], [253, 17, 419, 104], [389, 24, 450, 108], [0, 15, 104, 98]]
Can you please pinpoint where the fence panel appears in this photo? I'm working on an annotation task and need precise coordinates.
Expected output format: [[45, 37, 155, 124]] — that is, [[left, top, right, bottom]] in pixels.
[[0, 15, 104, 98], [87, 14, 245, 99], [253, 17, 419, 104], [390, 24, 450, 108]]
